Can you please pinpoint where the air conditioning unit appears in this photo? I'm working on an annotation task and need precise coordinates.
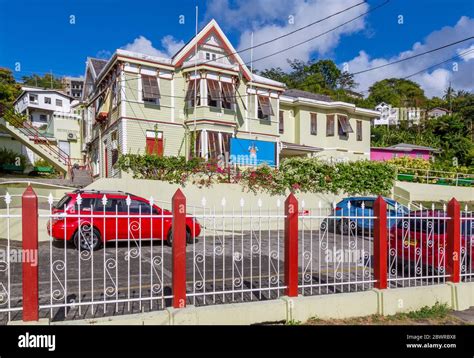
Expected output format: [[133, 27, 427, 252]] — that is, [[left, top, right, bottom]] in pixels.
[[67, 132, 77, 141]]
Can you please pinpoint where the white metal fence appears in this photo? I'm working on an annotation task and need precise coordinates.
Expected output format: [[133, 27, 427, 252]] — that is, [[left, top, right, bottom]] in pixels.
[[0, 190, 472, 324]]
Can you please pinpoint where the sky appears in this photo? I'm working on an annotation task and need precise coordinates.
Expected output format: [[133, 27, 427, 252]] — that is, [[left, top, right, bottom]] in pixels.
[[0, 0, 473, 97]]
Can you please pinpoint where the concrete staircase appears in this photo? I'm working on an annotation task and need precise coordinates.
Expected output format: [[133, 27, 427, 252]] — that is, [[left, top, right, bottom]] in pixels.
[[0, 106, 70, 175], [70, 166, 93, 186]]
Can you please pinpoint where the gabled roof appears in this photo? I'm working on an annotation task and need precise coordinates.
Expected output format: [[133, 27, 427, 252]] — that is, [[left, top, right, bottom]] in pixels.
[[386, 143, 440, 152], [283, 89, 333, 102], [172, 19, 253, 81], [89, 58, 108, 77], [428, 107, 450, 112], [13, 86, 74, 105]]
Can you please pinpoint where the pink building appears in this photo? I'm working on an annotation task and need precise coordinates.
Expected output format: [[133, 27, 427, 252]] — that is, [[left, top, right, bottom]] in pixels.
[[371, 143, 439, 161]]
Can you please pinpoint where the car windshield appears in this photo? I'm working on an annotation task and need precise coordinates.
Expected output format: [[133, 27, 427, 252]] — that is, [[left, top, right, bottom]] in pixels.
[[55, 194, 72, 209]]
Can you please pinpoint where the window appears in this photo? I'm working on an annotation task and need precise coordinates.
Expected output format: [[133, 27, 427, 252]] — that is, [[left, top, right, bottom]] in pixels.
[[207, 131, 231, 162], [141, 74, 160, 103], [205, 52, 210, 60], [44, 97, 51, 104], [94, 198, 127, 213], [39, 114, 47, 122], [74, 198, 95, 211], [185, 79, 200, 107], [55, 195, 72, 209], [145, 131, 164, 156], [29, 94, 38, 103], [310, 113, 317, 135], [257, 95, 274, 120], [112, 79, 119, 108], [56, 99, 63, 107], [111, 131, 119, 165], [356, 120, 362, 141], [190, 131, 202, 158], [212, 53, 217, 61], [279, 111, 284, 134], [221, 82, 234, 110], [326, 115, 335, 136], [337, 115, 353, 136], [207, 79, 220, 107]]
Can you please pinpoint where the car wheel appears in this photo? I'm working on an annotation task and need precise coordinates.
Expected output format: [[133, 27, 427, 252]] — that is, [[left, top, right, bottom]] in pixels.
[[73, 226, 102, 251], [166, 228, 192, 247]]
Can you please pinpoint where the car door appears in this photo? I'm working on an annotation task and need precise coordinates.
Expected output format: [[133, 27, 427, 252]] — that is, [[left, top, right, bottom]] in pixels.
[[92, 196, 121, 241], [127, 198, 152, 240]]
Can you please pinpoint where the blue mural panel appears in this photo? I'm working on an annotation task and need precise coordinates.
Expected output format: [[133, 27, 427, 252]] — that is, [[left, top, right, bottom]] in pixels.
[[229, 138, 276, 167]]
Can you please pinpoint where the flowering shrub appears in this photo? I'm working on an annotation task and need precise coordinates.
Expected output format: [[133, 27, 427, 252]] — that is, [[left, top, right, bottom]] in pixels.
[[117, 154, 396, 196]]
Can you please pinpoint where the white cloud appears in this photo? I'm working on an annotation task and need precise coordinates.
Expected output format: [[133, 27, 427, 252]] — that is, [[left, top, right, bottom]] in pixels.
[[205, 0, 369, 70], [345, 16, 474, 97], [121, 35, 185, 58]]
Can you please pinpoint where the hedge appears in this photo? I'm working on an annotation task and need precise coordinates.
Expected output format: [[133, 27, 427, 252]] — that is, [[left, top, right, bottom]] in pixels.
[[117, 154, 396, 196]]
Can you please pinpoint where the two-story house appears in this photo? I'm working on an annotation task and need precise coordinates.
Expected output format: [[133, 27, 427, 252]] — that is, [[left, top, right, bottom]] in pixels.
[[81, 19, 378, 178], [0, 86, 83, 167], [279, 89, 375, 162]]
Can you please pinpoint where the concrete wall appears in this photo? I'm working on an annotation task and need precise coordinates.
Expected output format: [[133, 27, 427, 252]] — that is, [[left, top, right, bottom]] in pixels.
[[87, 176, 342, 212], [395, 181, 474, 203], [13, 281, 474, 325]]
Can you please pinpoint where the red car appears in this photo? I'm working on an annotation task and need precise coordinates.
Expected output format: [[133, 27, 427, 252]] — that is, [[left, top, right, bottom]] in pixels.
[[389, 210, 473, 274], [47, 190, 201, 250]]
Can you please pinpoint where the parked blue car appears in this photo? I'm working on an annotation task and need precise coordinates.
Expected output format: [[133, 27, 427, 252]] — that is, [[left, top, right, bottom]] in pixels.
[[321, 196, 410, 234]]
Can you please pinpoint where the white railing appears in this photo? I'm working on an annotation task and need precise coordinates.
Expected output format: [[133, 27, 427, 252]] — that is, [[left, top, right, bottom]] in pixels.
[[0, 189, 472, 324], [396, 167, 474, 187]]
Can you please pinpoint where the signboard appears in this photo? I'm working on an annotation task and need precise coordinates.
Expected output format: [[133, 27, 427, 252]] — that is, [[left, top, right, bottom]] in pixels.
[[229, 138, 276, 167]]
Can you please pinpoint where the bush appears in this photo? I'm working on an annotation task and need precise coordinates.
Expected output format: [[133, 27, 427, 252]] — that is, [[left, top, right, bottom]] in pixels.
[[117, 154, 396, 196], [34, 158, 52, 167], [0, 148, 26, 168]]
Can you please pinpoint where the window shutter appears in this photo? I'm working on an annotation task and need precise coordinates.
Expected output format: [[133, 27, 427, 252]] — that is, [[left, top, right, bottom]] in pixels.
[[142, 75, 160, 101], [356, 120, 362, 141], [258, 96, 274, 116], [185, 79, 199, 102], [337, 115, 354, 135], [326, 115, 335, 136], [310, 113, 317, 135], [207, 79, 221, 101], [279, 111, 284, 133], [221, 82, 235, 104]]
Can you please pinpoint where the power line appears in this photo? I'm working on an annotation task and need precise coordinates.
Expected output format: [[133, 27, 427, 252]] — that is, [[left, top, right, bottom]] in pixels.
[[249, 0, 390, 65], [200, 0, 368, 66], [352, 36, 474, 76], [403, 48, 474, 79]]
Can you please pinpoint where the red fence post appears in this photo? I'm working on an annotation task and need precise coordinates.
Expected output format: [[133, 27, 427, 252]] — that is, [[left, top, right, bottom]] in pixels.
[[446, 198, 461, 283], [22, 185, 39, 321], [373, 196, 387, 289], [172, 189, 187, 308], [284, 193, 298, 297]]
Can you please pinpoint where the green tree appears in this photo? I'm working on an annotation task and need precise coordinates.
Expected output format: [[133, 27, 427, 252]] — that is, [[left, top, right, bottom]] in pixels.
[[21, 73, 64, 89], [367, 78, 426, 107], [0, 67, 21, 108]]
